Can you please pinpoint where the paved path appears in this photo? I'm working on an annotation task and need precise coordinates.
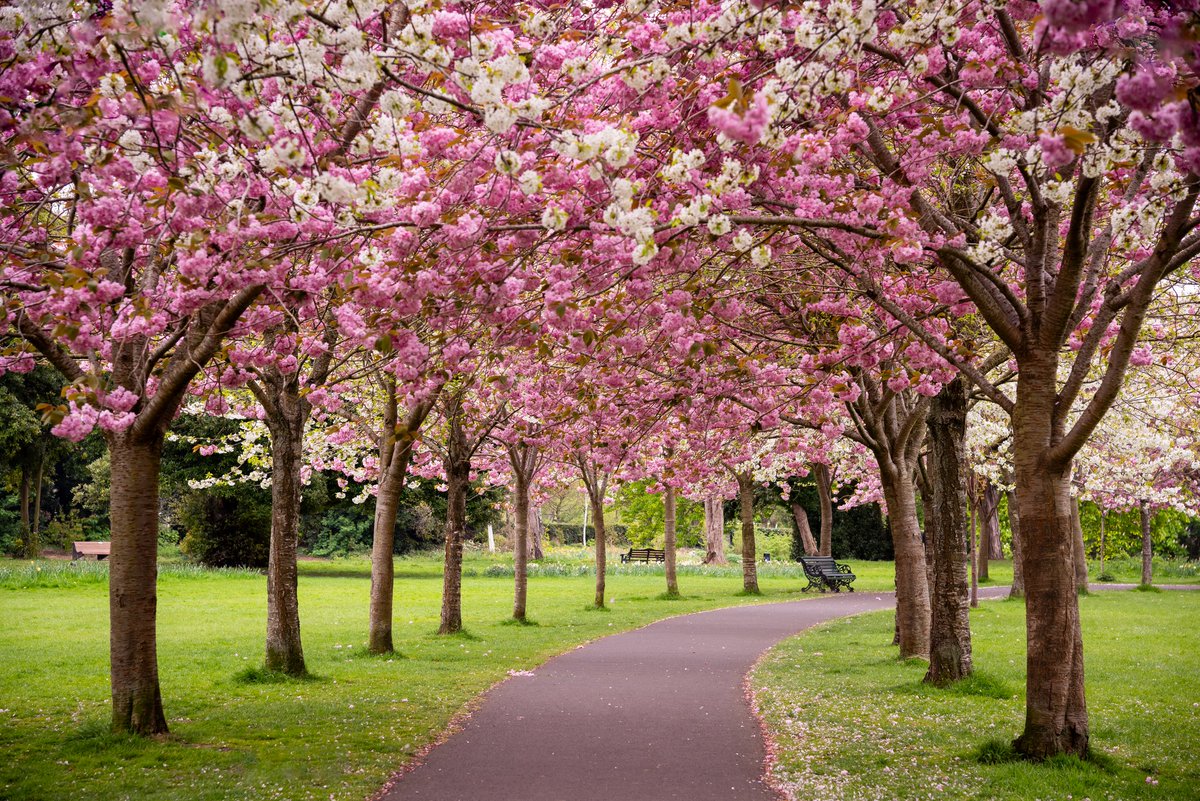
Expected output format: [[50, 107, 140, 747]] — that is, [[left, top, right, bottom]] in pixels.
[[380, 588, 1002, 801], [377, 583, 1197, 801]]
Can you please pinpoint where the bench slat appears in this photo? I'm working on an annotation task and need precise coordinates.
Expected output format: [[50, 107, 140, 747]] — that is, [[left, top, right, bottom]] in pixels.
[[72, 541, 111, 560]]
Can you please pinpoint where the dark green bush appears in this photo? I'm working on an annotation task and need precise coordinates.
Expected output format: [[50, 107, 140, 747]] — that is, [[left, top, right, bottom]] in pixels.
[[178, 485, 271, 568]]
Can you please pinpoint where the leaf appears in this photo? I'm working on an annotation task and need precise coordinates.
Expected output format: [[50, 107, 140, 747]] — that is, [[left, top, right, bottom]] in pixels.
[[1059, 126, 1097, 154], [712, 77, 744, 111]]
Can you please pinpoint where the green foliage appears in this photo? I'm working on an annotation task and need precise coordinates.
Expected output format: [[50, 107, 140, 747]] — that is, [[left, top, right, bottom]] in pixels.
[[1087, 555, 1200, 583], [778, 480, 893, 560], [177, 484, 272, 568], [1080, 501, 1189, 560], [0, 505, 23, 557], [544, 521, 629, 544], [613, 480, 704, 547], [305, 505, 373, 556]]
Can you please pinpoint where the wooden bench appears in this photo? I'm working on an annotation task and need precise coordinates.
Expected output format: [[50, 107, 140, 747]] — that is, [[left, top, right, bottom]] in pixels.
[[72, 541, 111, 560], [799, 556, 856, 593], [621, 547, 666, 564]]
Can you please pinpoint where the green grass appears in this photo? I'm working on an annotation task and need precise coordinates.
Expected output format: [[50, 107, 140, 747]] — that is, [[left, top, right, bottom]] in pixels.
[[1089, 555, 1200, 584], [0, 549, 904, 801], [753, 591, 1200, 801]]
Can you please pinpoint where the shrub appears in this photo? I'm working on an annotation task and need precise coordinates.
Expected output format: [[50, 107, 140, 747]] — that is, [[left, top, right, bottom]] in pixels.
[[177, 485, 271, 568], [305, 506, 373, 557]]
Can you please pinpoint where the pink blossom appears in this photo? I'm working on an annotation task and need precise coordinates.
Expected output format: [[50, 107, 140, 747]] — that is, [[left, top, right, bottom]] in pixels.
[[707, 93, 770, 145], [431, 10, 470, 39], [102, 386, 140, 413], [51, 403, 99, 442], [1038, 133, 1075, 170]]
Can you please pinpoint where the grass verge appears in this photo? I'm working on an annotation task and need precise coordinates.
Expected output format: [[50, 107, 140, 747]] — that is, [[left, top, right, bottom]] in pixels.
[[0, 550, 894, 801], [752, 591, 1200, 801]]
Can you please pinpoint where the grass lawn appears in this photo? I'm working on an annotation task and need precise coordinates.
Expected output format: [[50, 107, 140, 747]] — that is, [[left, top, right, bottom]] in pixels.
[[1090, 555, 1200, 584], [0, 549, 906, 801], [753, 590, 1200, 801]]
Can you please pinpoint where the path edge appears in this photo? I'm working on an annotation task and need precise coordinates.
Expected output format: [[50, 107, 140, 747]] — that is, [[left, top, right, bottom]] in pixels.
[[366, 591, 836, 800]]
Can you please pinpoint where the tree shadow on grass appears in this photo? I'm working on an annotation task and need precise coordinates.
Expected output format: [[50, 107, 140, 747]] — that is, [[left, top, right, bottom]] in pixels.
[[233, 666, 323, 685], [973, 738, 1117, 772], [894, 670, 1017, 700]]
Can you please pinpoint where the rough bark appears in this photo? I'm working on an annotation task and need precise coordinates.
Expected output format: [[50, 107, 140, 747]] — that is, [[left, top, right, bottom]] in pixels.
[[1007, 489, 1025, 598], [1070, 495, 1089, 593], [737, 472, 759, 594], [978, 482, 1000, 582], [529, 507, 545, 560], [368, 397, 428, 654], [1140, 500, 1153, 587], [923, 378, 973, 686], [512, 471, 530, 622], [439, 414, 471, 635], [879, 464, 931, 659], [664, 484, 679, 596], [1012, 360, 1088, 760], [985, 484, 1003, 559], [107, 434, 169, 735], [969, 491, 980, 608], [507, 441, 542, 622], [589, 490, 607, 608], [263, 398, 306, 675], [789, 500, 818, 556], [30, 455, 44, 555], [813, 463, 834, 556], [703, 497, 727, 564], [579, 460, 609, 609]]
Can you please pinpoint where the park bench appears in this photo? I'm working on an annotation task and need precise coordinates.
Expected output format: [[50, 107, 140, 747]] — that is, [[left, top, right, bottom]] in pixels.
[[72, 541, 111, 561], [799, 556, 856, 593], [621, 547, 666, 564]]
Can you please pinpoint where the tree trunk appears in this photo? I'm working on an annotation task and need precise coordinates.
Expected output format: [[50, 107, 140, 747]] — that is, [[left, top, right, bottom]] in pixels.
[[790, 500, 818, 556], [1070, 495, 1088, 593], [813, 463, 834, 556], [29, 454, 44, 555], [985, 484, 1003, 559], [106, 434, 169, 735], [512, 472, 530, 621], [1140, 499, 1152, 587], [589, 489, 607, 608], [703, 497, 727, 564], [878, 464, 930, 659], [1007, 489, 1025, 598], [1098, 509, 1106, 578], [664, 484, 679, 596], [529, 507, 545, 560], [978, 483, 996, 582], [439, 417, 471, 635], [368, 398, 426, 654], [1012, 359, 1088, 759], [264, 400, 306, 675], [737, 472, 759, 593], [969, 491, 980, 608], [923, 378, 973, 686]]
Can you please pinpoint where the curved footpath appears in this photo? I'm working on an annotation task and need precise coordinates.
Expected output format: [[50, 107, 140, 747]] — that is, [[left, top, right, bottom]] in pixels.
[[379, 588, 1009, 801], [376, 583, 1196, 801]]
